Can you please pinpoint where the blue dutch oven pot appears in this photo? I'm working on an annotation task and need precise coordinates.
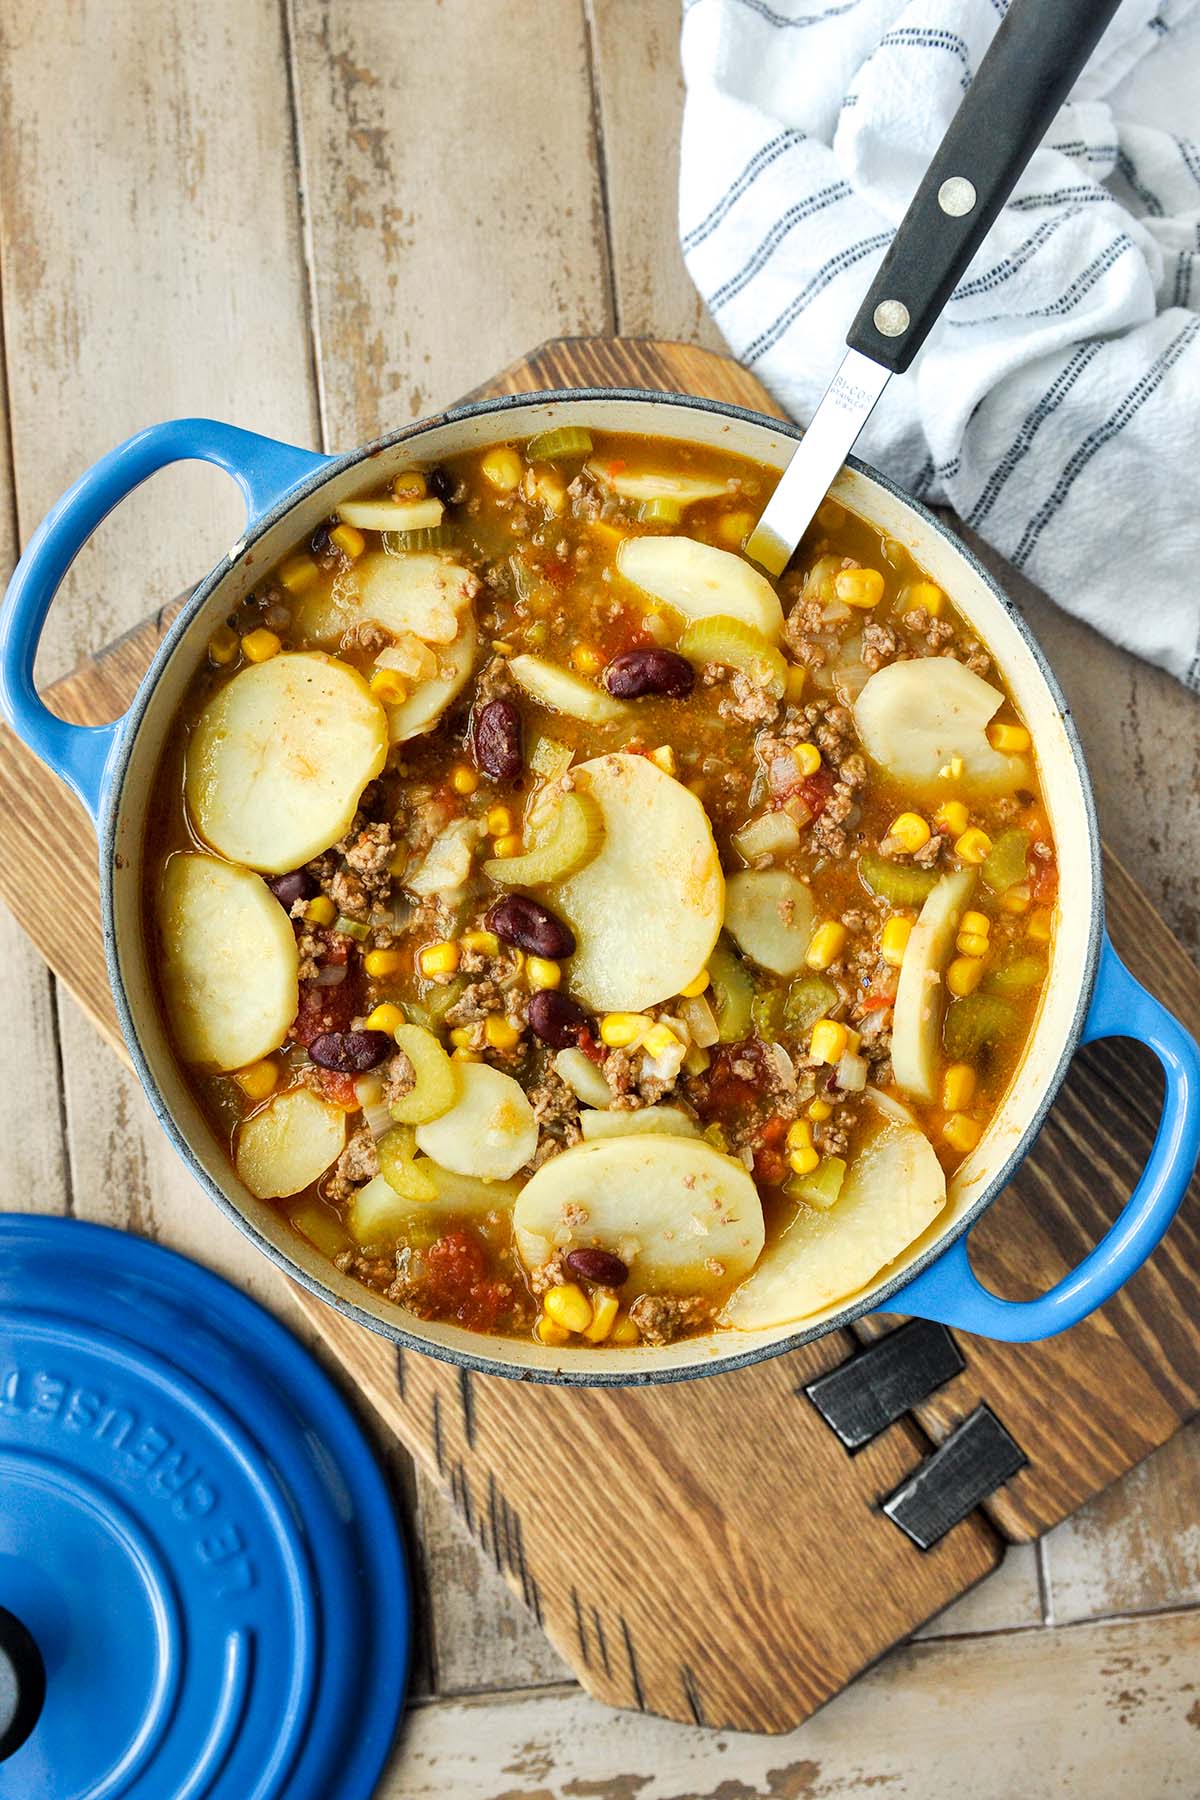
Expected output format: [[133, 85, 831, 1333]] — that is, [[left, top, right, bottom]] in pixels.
[[2, 395, 1198, 1384]]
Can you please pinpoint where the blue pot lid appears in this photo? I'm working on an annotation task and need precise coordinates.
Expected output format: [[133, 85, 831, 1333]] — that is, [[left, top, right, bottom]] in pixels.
[[0, 1215, 409, 1800]]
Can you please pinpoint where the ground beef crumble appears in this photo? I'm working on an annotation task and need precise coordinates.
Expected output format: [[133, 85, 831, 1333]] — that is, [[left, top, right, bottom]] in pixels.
[[628, 1293, 714, 1346], [326, 1126, 380, 1203]]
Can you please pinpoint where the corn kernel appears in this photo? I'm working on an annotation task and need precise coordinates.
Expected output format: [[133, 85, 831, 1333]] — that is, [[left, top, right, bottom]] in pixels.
[[887, 811, 931, 854], [787, 1119, 814, 1152], [835, 567, 885, 609], [329, 522, 365, 560], [935, 800, 970, 837], [452, 1046, 482, 1063], [306, 895, 336, 927], [943, 1112, 982, 1154], [1027, 907, 1053, 944], [535, 1315, 571, 1348], [460, 929, 500, 956], [788, 1128, 821, 1175], [480, 446, 523, 492], [491, 639, 515, 655], [279, 555, 318, 595], [450, 763, 479, 795], [364, 948, 405, 978], [807, 1097, 834, 1122], [570, 644, 603, 676], [484, 1014, 521, 1050], [806, 920, 847, 970], [1000, 883, 1031, 915], [784, 665, 807, 705], [956, 932, 990, 959], [987, 719, 1031, 754], [241, 627, 281, 663], [369, 668, 408, 705], [365, 1002, 406, 1034], [609, 1314, 640, 1346], [906, 579, 944, 616], [810, 1019, 848, 1064], [392, 469, 427, 501], [649, 744, 677, 777], [207, 624, 239, 665], [486, 804, 513, 837], [234, 1057, 279, 1101], [679, 969, 710, 998], [947, 955, 985, 997], [449, 1027, 473, 1048], [492, 833, 523, 860], [961, 911, 991, 939], [526, 956, 561, 990], [816, 499, 846, 531], [716, 508, 756, 547], [583, 1290, 621, 1344], [954, 827, 993, 865], [544, 1282, 593, 1334], [880, 915, 914, 967], [843, 1024, 861, 1054], [942, 1062, 977, 1112], [642, 1022, 681, 1060], [600, 1012, 651, 1049], [793, 742, 822, 777], [419, 940, 461, 978]]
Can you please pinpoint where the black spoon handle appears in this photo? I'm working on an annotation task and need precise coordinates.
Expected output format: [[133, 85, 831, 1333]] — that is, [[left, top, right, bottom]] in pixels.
[[847, 0, 1124, 374]]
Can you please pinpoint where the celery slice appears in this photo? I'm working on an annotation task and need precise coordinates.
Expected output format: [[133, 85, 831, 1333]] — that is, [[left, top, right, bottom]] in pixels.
[[783, 973, 838, 1034], [333, 914, 370, 942], [377, 1123, 438, 1202], [389, 1023, 460, 1125], [707, 938, 755, 1042], [638, 496, 685, 524], [483, 791, 605, 887], [858, 852, 940, 907], [525, 426, 594, 461], [529, 733, 574, 780], [943, 993, 1020, 1060], [985, 951, 1048, 996], [677, 613, 786, 697], [981, 828, 1030, 893], [385, 524, 455, 552], [751, 990, 786, 1040], [786, 1155, 847, 1211]]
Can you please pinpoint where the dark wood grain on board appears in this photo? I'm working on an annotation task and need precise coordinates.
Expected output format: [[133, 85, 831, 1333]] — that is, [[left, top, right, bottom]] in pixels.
[[0, 338, 1197, 1728]]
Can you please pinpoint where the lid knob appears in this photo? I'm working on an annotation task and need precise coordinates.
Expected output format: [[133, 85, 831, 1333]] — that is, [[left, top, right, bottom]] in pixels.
[[0, 1607, 45, 1762]]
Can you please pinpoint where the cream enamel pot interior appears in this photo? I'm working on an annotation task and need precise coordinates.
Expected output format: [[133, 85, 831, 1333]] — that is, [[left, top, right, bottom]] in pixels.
[[3, 390, 1198, 1386]]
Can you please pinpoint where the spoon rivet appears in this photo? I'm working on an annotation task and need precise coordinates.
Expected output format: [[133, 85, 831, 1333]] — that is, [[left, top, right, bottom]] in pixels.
[[873, 300, 910, 337], [938, 176, 978, 216]]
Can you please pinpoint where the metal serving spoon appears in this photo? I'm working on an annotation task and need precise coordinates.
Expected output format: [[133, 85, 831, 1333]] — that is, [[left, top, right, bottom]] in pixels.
[[746, 0, 1125, 576]]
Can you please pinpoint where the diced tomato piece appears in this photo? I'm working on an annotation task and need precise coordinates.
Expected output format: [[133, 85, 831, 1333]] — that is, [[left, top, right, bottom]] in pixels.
[[605, 458, 626, 475], [798, 767, 836, 819], [291, 961, 362, 1047], [421, 1230, 512, 1332], [753, 1147, 787, 1187], [861, 989, 896, 1012], [577, 1028, 607, 1065], [757, 1114, 788, 1147], [309, 1068, 360, 1109], [1029, 858, 1058, 904]]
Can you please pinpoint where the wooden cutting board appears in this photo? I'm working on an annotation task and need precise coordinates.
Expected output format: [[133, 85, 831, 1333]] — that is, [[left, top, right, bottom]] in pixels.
[[2, 337, 1198, 1735]]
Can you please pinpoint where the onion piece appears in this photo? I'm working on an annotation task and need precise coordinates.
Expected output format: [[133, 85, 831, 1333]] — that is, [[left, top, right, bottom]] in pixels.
[[679, 992, 719, 1048], [362, 1100, 395, 1140], [762, 1040, 797, 1088], [836, 1049, 869, 1092], [313, 962, 348, 987]]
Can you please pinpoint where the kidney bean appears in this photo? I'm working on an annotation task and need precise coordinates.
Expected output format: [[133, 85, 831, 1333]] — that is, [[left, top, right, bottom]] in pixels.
[[267, 869, 316, 911], [486, 894, 575, 959], [307, 1029, 393, 1073], [310, 520, 332, 555], [473, 698, 523, 780], [565, 1246, 630, 1288], [528, 989, 591, 1050], [427, 465, 455, 503], [603, 648, 695, 699]]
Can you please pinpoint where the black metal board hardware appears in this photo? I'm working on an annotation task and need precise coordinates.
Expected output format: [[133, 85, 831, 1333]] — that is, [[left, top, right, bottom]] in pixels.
[[882, 1407, 1028, 1551], [803, 1320, 966, 1450]]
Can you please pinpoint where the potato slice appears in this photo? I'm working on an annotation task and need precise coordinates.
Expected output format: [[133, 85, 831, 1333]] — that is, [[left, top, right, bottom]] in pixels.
[[720, 1110, 946, 1330], [336, 496, 444, 533], [585, 461, 729, 505], [185, 653, 387, 874], [414, 1062, 538, 1181], [386, 615, 477, 743], [350, 1164, 522, 1246], [552, 1046, 613, 1110], [508, 653, 627, 724], [723, 869, 816, 976], [617, 537, 784, 641], [854, 658, 1030, 797], [579, 1105, 700, 1141], [158, 853, 299, 1072], [514, 1136, 764, 1292], [551, 754, 724, 1011], [892, 868, 976, 1102], [297, 551, 476, 647], [235, 1087, 347, 1200]]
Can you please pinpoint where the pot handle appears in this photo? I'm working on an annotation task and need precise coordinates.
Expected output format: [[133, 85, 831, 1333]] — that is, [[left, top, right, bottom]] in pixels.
[[0, 419, 333, 822], [884, 933, 1200, 1341]]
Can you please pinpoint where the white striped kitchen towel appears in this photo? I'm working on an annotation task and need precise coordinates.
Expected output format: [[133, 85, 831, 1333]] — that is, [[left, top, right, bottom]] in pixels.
[[679, 0, 1200, 689]]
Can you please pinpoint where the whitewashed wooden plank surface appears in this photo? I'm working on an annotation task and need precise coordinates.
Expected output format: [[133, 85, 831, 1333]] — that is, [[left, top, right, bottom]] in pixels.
[[383, 1611, 1200, 1800]]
